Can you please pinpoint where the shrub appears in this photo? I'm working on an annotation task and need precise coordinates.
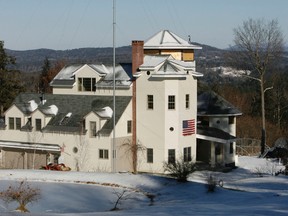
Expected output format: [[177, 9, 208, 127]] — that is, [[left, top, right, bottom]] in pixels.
[[0, 180, 40, 212], [205, 173, 223, 192], [206, 174, 217, 192], [163, 158, 196, 182]]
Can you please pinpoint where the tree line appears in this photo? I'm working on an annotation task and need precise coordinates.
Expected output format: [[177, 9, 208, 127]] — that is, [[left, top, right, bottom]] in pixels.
[[0, 42, 65, 113]]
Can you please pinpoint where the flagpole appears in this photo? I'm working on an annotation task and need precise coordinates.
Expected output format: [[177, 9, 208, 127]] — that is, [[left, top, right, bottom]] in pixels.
[[112, 0, 116, 173]]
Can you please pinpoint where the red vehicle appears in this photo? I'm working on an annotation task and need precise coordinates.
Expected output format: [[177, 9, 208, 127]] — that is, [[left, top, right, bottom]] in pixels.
[[41, 163, 71, 171]]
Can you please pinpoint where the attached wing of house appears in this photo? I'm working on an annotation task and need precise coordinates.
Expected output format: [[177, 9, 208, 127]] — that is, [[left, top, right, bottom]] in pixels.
[[197, 90, 242, 142], [196, 90, 242, 167], [12, 93, 131, 135]]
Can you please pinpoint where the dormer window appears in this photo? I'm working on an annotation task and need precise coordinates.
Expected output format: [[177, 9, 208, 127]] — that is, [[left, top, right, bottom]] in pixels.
[[90, 121, 97, 137], [78, 77, 96, 92], [8, 117, 21, 130], [16, 118, 21, 130], [8, 118, 14, 130], [35, 119, 42, 131]]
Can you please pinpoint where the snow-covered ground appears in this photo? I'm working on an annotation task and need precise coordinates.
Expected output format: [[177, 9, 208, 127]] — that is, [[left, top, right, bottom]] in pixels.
[[0, 156, 287, 215], [210, 66, 250, 77]]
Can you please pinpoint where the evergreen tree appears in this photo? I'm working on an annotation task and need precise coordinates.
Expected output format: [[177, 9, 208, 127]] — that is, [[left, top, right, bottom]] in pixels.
[[0, 41, 24, 113], [0, 41, 15, 70], [39, 57, 51, 93], [39, 59, 66, 93]]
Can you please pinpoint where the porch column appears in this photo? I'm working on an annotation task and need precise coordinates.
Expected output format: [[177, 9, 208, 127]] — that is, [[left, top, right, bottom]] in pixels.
[[48, 153, 54, 164], [23, 152, 28, 169], [210, 142, 215, 167]]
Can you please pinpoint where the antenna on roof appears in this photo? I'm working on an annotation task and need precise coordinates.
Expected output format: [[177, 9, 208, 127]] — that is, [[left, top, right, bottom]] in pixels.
[[188, 35, 191, 44]]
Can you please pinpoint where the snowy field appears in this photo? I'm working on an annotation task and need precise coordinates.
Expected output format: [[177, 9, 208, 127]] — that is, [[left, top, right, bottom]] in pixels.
[[0, 156, 287, 215]]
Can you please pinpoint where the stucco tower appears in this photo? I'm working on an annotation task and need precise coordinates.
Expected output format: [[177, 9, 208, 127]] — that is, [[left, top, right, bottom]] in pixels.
[[135, 30, 202, 173]]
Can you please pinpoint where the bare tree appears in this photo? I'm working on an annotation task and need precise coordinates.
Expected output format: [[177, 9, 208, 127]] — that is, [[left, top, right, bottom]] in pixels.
[[227, 18, 284, 155], [0, 180, 40, 212], [120, 139, 146, 173], [110, 189, 131, 211], [74, 132, 89, 171]]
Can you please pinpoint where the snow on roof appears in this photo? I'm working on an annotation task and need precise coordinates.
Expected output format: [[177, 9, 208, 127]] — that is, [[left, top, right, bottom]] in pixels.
[[27, 100, 38, 112], [51, 63, 132, 88], [140, 55, 203, 77], [96, 106, 113, 118], [41, 105, 58, 115], [100, 64, 131, 81], [144, 30, 202, 50], [140, 55, 170, 69], [52, 64, 83, 80], [51, 64, 108, 83]]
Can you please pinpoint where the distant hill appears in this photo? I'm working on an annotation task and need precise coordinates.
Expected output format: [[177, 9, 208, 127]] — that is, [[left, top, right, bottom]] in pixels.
[[5, 43, 224, 73], [6, 46, 132, 73]]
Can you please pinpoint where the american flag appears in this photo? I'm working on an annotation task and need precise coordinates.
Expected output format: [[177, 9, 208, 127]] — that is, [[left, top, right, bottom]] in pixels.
[[182, 119, 195, 136]]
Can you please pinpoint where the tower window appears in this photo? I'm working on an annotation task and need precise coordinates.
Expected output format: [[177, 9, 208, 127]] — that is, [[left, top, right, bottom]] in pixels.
[[185, 94, 190, 109], [147, 95, 154, 110], [168, 95, 175, 110]]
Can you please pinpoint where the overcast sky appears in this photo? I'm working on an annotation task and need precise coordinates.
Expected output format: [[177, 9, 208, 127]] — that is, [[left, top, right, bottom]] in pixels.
[[1, 0, 287, 50]]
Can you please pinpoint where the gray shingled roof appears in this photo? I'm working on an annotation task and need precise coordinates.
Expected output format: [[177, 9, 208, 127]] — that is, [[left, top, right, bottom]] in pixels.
[[197, 91, 242, 116], [197, 125, 236, 142], [13, 93, 131, 135]]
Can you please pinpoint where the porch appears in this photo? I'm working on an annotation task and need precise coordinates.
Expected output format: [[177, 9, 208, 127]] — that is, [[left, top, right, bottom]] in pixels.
[[196, 126, 237, 168]]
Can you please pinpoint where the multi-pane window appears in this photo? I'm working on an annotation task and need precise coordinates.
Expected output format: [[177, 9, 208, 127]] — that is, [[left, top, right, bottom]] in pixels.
[[127, 120, 132, 134], [90, 121, 97, 137], [9, 117, 14, 130], [147, 95, 153, 110], [183, 147, 192, 162], [78, 77, 96, 92], [168, 95, 175, 110], [147, 148, 153, 163], [8, 117, 21, 130], [99, 149, 109, 159], [168, 149, 176, 164], [185, 94, 190, 109], [35, 119, 42, 131], [15, 118, 21, 130]]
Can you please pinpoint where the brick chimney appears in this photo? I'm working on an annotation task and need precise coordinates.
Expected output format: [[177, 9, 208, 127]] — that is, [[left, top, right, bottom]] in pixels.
[[132, 41, 144, 74], [131, 40, 143, 173]]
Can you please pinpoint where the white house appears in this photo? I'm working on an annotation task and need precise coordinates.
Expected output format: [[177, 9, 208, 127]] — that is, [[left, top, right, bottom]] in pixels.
[[0, 30, 241, 173]]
